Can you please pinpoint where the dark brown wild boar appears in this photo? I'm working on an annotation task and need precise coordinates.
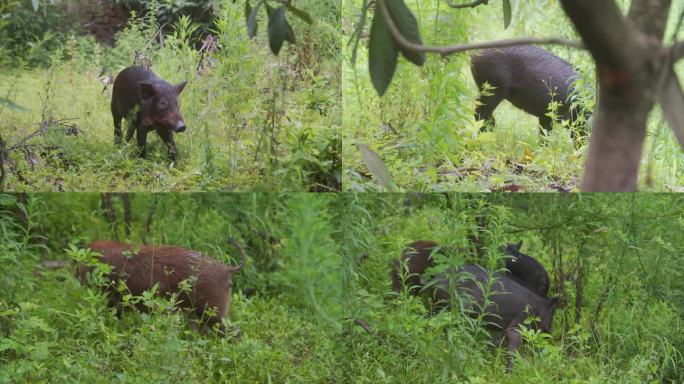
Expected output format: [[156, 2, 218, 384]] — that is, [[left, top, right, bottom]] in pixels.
[[391, 241, 441, 294], [78, 239, 246, 333], [471, 46, 586, 136], [111, 66, 188, 161], [501, 241, 550, 296], [425, 265, 559, 373]]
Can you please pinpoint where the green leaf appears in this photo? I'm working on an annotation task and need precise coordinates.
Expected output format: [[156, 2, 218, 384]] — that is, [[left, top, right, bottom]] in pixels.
[[286, 4, 313, 25], [359, 144, 396, 191], [369, 6, 398, 96], [268, 6, 288, 55], [245, 1, 252, 23], [502, 0, 512, 29], [385, 0, 426, 66], [247, 0, 262, 39]]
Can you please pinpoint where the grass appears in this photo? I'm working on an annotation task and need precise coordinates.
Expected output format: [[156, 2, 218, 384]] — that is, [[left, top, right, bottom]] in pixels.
[[2, 192, 684, 382], [342, 0, 684, 191], [0, 1, 341, 192]]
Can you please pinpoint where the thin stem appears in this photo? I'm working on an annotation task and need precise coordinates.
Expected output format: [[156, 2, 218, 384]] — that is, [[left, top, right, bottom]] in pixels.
[[376, 0, 585, 57]]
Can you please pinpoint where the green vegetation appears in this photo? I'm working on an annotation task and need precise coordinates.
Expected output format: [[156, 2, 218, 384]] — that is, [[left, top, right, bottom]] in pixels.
[[2, 192, 684, 382], [341, 193, 684, 382], [343, 0, 684, 191], [0, 1, 341, 191], [0, 193, 342, 382]]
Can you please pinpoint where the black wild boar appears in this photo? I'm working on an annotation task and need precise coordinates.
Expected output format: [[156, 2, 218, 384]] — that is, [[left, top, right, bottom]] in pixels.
[[424, 264, 559, 373], [390, 240, 440, 295], [501, 241, 550, 296], [78, 239, 246, 334], [471, 45, 583, 135], [111, 66, 188, 161]]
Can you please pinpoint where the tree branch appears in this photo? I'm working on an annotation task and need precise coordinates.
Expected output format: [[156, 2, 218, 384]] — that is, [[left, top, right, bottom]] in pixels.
[[627, 0, 672, 41], [377, 0, 584, 57], [673, 40, 684, 62], [559, 0, 641, 69], [446, 0, 489, 9], [353, 318, 387, 345], [658, 69, 684, 149]]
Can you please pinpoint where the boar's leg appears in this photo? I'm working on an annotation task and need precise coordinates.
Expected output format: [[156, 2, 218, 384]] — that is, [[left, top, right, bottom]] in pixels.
[[503, 311, 527, 373], [125, 123, 136, 143], [539, 115, 554, 136], [157, 129, 177, 161], [475, 91, 504, 131], [106, 292, 123, 318], [113, 111, 123, 145], [135, 128, 148, 158]]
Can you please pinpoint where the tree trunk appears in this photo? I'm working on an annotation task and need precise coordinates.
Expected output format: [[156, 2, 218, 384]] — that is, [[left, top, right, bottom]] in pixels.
[[559, 0, 672, 191]]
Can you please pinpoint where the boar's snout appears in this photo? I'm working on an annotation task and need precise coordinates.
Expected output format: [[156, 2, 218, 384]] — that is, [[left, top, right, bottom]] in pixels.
[[175, 121, 187, 133]]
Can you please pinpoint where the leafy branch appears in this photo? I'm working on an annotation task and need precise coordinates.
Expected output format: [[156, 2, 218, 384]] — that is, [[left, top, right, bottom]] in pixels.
[[244, 0, 313, 55], [355, 0, 583, 96]]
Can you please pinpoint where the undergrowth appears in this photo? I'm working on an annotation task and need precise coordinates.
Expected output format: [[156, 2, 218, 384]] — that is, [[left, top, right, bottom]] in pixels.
[[0, 193, 343, 382], [341, 193, 684, 382]]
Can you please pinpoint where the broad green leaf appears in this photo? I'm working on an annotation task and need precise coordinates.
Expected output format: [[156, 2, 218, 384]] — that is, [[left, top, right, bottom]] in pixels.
[[502, 0, 512, 29], [359, 144, 396, 191], [245, 1, 252, 24], [268, 6, 288, 55], [286, 4, 313, 25], [369, 6, 398, 96], [247, 0, 262, 39], [385, 0, 426, 66]]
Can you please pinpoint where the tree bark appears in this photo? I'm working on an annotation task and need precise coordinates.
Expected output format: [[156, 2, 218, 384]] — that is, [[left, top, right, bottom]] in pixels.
[[559, 0, 673, 191], [100, 193, 119, 241], [121, 193, 132, 238]]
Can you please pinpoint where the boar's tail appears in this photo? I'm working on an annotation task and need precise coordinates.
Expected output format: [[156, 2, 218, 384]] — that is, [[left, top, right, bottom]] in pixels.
[[226, 238, 247, 272]]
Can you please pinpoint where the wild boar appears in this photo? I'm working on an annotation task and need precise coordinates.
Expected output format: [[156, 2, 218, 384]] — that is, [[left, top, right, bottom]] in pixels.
[[390, 240, 440, 294], [471, 45, 584, 135], [502, 241, 550, 296], [111, 66, 188, 161], [424, 264, 559, 372], [78, 238, 246, 333]]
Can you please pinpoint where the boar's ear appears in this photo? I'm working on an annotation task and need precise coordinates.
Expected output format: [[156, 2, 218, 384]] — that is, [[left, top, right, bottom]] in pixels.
[[139, 82, 156, 101], [175, 81, 188, 94], [516, 240, 523, 249]]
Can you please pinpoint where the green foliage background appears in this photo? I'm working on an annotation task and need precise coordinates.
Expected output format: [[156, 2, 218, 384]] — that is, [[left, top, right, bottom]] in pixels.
[[343, 0, 684, 192], [0, 0, 341, 192], [341, 193, 684, 382], [0, 193, 343, 382]]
